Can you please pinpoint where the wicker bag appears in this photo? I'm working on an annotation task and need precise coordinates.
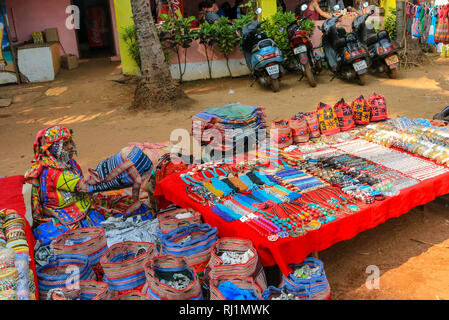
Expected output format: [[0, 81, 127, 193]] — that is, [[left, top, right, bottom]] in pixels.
[[36, 254, 95, 300], [304, 112, 321, 138], [100, 241, 155, 293], [289, 115, 309, 144], [333, 98, 355, 131], [159, 223, 218, 276], [280, 257, 331, 300], [204, 238, 267, 296], [351, 95, 371, 125], [112, 291, 149, 300], [209, 275, 263, 300], [158, 208, 203, 235], [316, 102, 341, 136], [143, 255, 203, 300], [270, 120, 293, 148], [368, 93, 388, 121], [53, 227, 107, 271]]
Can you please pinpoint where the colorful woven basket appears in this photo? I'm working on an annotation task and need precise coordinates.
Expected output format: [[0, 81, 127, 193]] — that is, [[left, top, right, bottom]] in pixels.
[[333, 98, 355, 131], [159, 223, 218, 275], [368, 93, 388, 121], [53, 227, 108, 267], [143, 255, 203, 300], [36, 254, 95, 300], [112, 290, 149, 300], [289, 115, 309, 144], [304, 112, 321, 138], [100, 241, 155, 292], [280, 257, 331, 300], [351, 95, 371, 125], [209, 275, 263, 300], [316, 102, 341, 136], [158, 208, 203, 235], [270, 120, 293, 148], [205, 238, 267, 292]]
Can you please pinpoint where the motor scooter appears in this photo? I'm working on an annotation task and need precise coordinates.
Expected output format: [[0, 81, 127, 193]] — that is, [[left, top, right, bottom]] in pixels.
[[352, 4, 400, 78], [287, 4, 323, 87], [241, 8, 285, 92], [319, 11, 370, 85]]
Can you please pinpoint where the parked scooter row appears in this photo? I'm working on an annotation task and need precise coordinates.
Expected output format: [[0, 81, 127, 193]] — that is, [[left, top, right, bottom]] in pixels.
[[240, 5, 400, 92]]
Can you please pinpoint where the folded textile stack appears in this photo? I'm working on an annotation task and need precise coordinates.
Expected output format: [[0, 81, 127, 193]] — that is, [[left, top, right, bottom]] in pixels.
[[192, 103, 267, 152]]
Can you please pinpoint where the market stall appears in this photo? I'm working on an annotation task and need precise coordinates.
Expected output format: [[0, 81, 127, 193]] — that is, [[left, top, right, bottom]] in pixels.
[[153, 99, 449, 276]]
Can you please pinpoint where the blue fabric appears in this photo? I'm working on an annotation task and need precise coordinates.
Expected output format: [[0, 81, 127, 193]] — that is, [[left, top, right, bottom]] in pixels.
[[217, 281, 259, 300]]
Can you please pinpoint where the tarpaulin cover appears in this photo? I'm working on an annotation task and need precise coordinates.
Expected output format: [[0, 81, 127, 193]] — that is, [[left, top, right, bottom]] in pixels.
[[0, 175, 39, 299], [155, 169, 449, 276]]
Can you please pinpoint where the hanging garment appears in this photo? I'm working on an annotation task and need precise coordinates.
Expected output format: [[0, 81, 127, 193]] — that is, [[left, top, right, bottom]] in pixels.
[[420, 7, 429, 44], [435, 5, 449, 44], [427, 7, 438, 46], [406, 2, 414, 35], [412, 6, 422, 38]]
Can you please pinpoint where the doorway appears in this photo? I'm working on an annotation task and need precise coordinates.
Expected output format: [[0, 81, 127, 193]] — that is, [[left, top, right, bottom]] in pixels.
[[72, 0, 115, 59]]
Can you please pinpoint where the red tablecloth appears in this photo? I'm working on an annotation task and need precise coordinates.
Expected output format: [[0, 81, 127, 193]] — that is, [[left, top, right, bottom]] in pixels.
[[154, 170, 449, 276], [0, 175, 39, 299]]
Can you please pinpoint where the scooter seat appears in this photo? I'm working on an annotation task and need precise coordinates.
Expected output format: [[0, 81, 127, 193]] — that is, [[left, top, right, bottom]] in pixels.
[[366, 35, 378, 46], [337, 28, 347, 38]]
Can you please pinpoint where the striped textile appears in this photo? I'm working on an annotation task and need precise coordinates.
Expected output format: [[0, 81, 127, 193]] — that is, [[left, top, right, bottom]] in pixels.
[[86, 147, 153, 193], [280, 257, 331, 300], [158, 208, 203, 235], [206, 238, 267, 291], [111, 290, 149, 300], [36, 254, 95, 300], [159, 224, 218, 271], [79, 280, 110, 300], [100, 241, 155, 292], [209, 275, 262, 300], [143, 255, 203, 300], [53, 227, 108, 266]]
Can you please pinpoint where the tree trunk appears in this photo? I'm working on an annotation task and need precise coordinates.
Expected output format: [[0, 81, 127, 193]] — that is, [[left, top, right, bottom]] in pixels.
[[130, 0, 187, 110]]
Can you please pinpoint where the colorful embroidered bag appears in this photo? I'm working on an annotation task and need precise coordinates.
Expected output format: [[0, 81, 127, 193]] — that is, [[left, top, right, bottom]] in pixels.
[[158, 208, 203, 235], [351, 95, 371, 125], [304, 112, 321, 138], [53, 227, 108, 280], [209, 275, 263, 300], [202, 238, 267, 299], [143, 255, 203, 300], [112, 291, 149, 300], [270, 120, 293, 148], [100, 241, 155, 293], [368, 93, 388, 121], [333, 98, 355, 131], [289, 114, 309, 144], [36, 254, 95, 300], [159, 223, 218, 277], [280, 257, 331, 300], [316, 102, 341, 136]]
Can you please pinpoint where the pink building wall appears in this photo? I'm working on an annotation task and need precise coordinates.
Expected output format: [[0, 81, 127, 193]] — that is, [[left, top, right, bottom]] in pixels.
[[5, 0, 79, 56]]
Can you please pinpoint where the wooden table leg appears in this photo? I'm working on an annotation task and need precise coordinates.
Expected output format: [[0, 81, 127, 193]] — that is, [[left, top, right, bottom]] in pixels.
[[312, 251, 319, 259]]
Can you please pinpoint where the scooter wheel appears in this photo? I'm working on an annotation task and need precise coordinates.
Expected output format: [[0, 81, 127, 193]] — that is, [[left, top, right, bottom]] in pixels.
[[387, 68, 398, 79], [271, 79, 280, 92], [357, 74, 366, 86], [304, 63, 317, 87]]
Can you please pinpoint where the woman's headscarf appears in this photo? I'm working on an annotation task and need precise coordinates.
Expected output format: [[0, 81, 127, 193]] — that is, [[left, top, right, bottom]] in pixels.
[[24, 126, 75, 184]]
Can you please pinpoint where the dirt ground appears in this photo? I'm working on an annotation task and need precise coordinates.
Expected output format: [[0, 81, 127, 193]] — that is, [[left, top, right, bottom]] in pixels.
[[1, 56, 449, 299]]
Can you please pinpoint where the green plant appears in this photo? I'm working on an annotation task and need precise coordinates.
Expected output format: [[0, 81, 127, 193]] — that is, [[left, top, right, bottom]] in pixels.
[[195, 21, 218, 79], [122, 25, 141, 69], [159, 10, 197, 83], [261, 10, 297, 65], [384, 7, 397, 40], [214, 17, 240, 77]]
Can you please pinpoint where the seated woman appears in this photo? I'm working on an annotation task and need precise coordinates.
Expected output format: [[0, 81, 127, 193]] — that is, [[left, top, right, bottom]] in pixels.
[[25, 126, 154, 246], [348, 0, 367, 14]]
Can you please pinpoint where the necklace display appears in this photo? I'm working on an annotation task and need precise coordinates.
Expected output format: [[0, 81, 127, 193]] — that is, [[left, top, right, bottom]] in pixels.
[[334, 139, 449, 181]]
